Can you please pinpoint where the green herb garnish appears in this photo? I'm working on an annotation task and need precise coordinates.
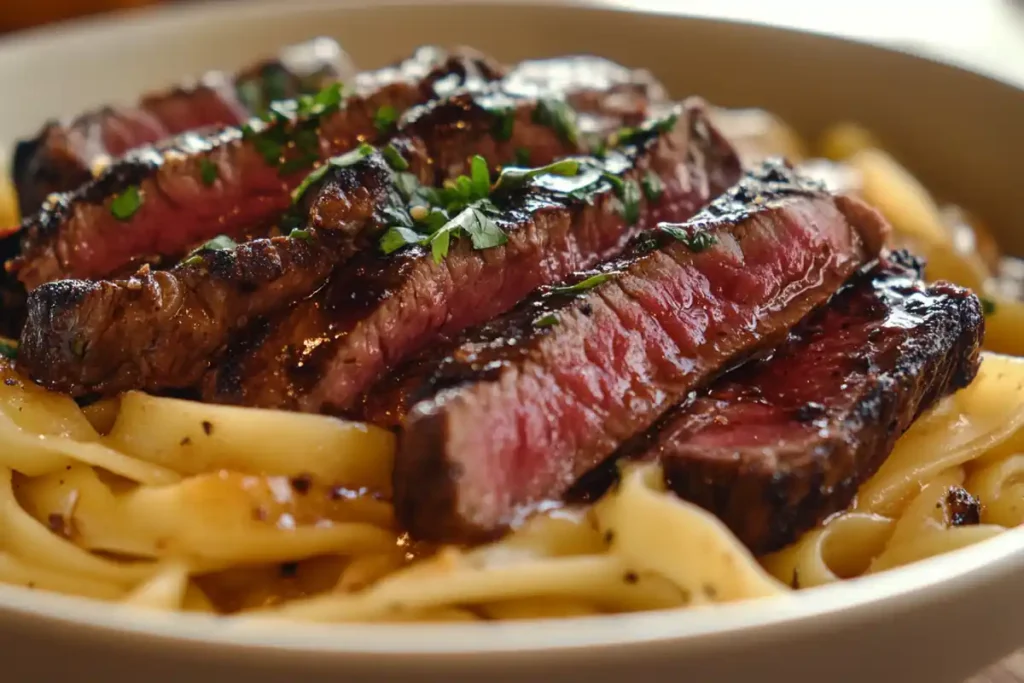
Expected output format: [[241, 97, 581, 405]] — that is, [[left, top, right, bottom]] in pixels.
[[660, 224, 717, 252], [981, 297, 997, 316], [289, 228, 315, 243], [492, 159, 581, 194], [533, 98, 578, 145], [533, 313, 559, 328], [181, 234, 237, 266], [380, 226, 424, 255], [383, 144, 409, 171], [615, 111, 680, 147], [199, 159, 219, 187], [642, 171, 663, 203], [619, 179, 641, 225], [290, 143, 375, 205], [470, 155, 491, 198], [548, 272, 619, 295], [374, 104, 399, 133], [296, 82, 344, 119], [428, 206, 507, 263], [0, 337, 17, 360], [110, 186, 143, 221], [514, 147, 531, 167], [492, 107, 516, 141], [394, 172, 421, 200]]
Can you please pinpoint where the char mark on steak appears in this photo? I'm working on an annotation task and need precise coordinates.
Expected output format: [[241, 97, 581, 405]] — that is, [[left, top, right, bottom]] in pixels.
[[389, 160, 889, 544], [11, 37, 355, 217], [569, 251, 984, 554], [202, 98, 740, 414], [11, 47, 507, 291], [18, 59, 670, 397]]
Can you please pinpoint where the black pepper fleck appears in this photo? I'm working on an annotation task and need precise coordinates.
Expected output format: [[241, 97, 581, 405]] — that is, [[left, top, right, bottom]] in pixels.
[[290, 475, 313, 495], [623, 571, 639, 584], [201, 420, 214, 435], [180, 437, 192, 446], [279, 562, 299, 578]]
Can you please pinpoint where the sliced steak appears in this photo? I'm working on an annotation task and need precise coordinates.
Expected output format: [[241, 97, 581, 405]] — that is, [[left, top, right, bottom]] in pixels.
[[18, 67, 667, 397], [11, 37, 355, 216], [390, 161, 889, 543], [571, 252, 984, 553], [203, 99, 741, 413], [11, 47, 506, 291]]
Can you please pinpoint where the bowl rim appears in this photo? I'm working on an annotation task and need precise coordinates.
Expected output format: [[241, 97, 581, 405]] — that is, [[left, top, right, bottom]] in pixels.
[[1, 0, 1023, 657]]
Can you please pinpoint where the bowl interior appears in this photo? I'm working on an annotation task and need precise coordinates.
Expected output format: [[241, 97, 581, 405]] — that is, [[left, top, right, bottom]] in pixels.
[[0, 0, 1023, 665]]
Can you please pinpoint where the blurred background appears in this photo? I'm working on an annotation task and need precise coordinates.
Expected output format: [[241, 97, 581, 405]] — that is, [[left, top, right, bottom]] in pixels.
[[2, 0, 1022, 86]]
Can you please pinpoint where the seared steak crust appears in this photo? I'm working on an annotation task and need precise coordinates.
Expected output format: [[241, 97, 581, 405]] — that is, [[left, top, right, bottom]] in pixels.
[[12, 47, 505, 290], [204, 99, 740, 413], [573, 252, 984, 553], [19, 63, 669, 396], [391, 161, 888, 543], [12, 37, 354, 216]]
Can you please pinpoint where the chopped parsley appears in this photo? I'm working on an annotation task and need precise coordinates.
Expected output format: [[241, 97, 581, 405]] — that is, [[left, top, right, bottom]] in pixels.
[[470, 155, 491, 198], [200, 159, 218, 187], [618, 179, 642, 225], [428, 205, 507, 263], [492, 159, 581, 194], [289, 228, 314, 243], [0, 337, 17, 360], [296, 82, 344, 118], [181, 234, 237, 266], [660, 224, 717, 252], [380, 226, 424, 255], [394, 172, 420, 200], [533, 98, 578, 146], [549, 272, 619, 295], [383, 143, 409, 171], [290, 143, 375, 205], [615, 111, 680, 147], [110, 186, 143, 221], [533, 313, 559, 328], [981, 297, 997, 316], [641, 171, 663, 203], [374, 104, 399, 133], [492, 107, 516, 141]]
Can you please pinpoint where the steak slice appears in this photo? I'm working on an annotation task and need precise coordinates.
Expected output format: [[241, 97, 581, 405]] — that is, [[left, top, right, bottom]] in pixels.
[[11, 47, 506, 290], [390, 161, 889, 543], [18, 66, 668, 397], [570, 252, 984, 553], [203, 99, 741, 412], [11, 37, 355, 216]]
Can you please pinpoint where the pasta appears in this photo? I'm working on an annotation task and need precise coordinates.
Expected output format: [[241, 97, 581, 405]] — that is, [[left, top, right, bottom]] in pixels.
[[0, 112, 1022, 623]]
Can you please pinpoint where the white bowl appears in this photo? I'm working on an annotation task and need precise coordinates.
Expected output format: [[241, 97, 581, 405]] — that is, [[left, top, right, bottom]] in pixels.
[[2, 2, 1024, 682]]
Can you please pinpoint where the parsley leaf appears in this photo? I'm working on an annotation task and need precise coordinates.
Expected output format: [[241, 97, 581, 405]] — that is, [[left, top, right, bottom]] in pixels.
[[492, 159, 581, 194], [296, 82, 344, 118], [615, 111, 680, 147], [533, 98, 578, 145], [380, 226, 425, 255], [470, 155, 491, 198], [290, 143, 375, 205], [981, 297, 997, 316], [619, 179, 642, 225], [383, 144, 409, 171], [0, 337, 17, 360], [374, 104, 398, 133], [428, 206, 507, 263], [642, 170, 664, 203], [200, 159, 218, 187], [660, 224, 717, 252], [548, 272, 619, 295], [110, 186, 143, 221], [289, 228, 314, 243], [533, 313, 559, 328]]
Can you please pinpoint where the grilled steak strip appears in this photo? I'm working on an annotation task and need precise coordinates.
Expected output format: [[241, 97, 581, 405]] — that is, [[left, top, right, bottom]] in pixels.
[[390, 161, 889, 543], [571, 252, 984, 553], [203, 99, 741, 412], [19, 67, 668, 397], [11, 38, 355, 216], [12, 47, 506, 290]]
